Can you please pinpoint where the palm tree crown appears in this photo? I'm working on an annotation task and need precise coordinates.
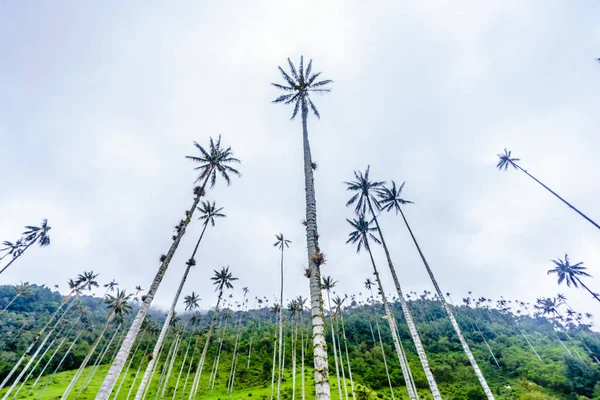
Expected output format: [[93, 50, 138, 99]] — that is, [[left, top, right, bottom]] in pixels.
[[344, 166, 385, 214], [184, 292, 201, 311], [346, 215, 381, 253], [23, 219, 52, 246], [272, 56, 332, 119], [548, 254, 592, 288], [104, 280, 119, 292], [197, 201, 226, 227], [76, 271, 99, 292], [211, 267, 238, 293], [105, 289, 133, 319], [496, 149, 520, 170], [186, 135, 241, 187], [274, 233, 291, 250], [0, 240, 24, 259], [364, 279, 373, 291], [321, 276, 337, 292], [377, 181, 414, 213]]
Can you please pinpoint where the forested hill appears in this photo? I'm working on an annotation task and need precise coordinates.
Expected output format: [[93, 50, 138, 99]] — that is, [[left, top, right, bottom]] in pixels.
[[1, 284, 600, 400]]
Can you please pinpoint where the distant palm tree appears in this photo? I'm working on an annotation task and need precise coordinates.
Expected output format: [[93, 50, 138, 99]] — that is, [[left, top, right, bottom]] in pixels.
[[497, 149, 600, 230], [0, 219, 51, 276], [76, 271, 99, 292], [378, 179, 495, 399], [274, 233, 291, 400], [322, 276, 343, 400], [1, 282, 33, 315], [548, 254, 600, 303], [101, 279, 119, 302], [188, 267, 238, 399], [97, 137, 240, 400], [272, 56, 332, 400], [62, 289, 132, 399], [346, 216, 419, 400], [0, 239, 24, 262], [134, 201, 226, 399], [345, 169, 442, 400]]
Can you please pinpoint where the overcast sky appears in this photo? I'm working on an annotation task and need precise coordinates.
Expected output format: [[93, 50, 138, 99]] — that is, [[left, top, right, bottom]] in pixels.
[[1, 1, 599, 318]]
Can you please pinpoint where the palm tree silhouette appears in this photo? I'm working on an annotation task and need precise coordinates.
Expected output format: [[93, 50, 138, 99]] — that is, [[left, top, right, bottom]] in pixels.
[[548, 254, 600, 303], [345, 169, 442, 399], [377, 178, 495, 399], [346, 215, 421, 400], [0, 219, 51, 276], [76, 271, 99, 292], [272, 55, 332, 400], [98, 137, 240, 399], [497, 148, 600, 231], [184, 292, 201, 311]]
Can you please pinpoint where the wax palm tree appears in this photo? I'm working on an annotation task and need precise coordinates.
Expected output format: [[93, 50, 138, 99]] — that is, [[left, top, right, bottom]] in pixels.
[[100, 279, 119, 302], [61, 289, 133, 399], [274, 233, 291, 400], [134, 202, 226, 399], [272, 56, 332, 400], [188, 267, 238, 399], [346, 216, 420, 400], [77, 271, 99, 292], [332, 295, 356, 400], [184, 292, 201, 311], [1, 282, 33, 314], [321, 276, 343, 400], [548, 254, 600, 303], [97, 138, 240, 400], [497, 149, 600, 230], [377, 178, 495, 399], [0, 239, 24, 262], [0, 219, 51, 276]]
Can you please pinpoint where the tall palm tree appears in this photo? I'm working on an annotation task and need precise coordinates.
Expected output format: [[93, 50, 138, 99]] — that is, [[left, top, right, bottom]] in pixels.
[[497, 149, 600, 230], [77, 271, 99, 292], [96, 137, 240, 400], [346, 216, 420, 400], [548, 254, 599, 303], [0, 239, 24, 262], [345, 170, 443, 399], [172, 313, 201, 400], [0, 219, 51, 276], [272, 56, 332, 400], [101, 279, 119, 302], [377, 178, 495, 399], [1, 282, 33, 315], [274, 233, 291, 400], [134, 201, 225, 399], [296, 295, 308, 400], [322, 276, 343, 400], [61, 289, 133, 399], [112, 318, 152, 400], [188, 267, 238, 399]]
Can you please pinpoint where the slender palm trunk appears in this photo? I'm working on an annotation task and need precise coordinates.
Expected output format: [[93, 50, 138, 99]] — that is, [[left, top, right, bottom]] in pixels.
[[364, 199, 441, 400], [338, 312, 355, 400], [0, 239, 36, 276], [391, 203, 493, 400], [188, 291, 224, 399], [96, 175, 211, 400], [172, 334, 193, 400], [79, 325, 124, 398], [365, 241, 417, 400], [36, 326, 85, 400], [147, 340, 172, 400], [247, 336, 253, 369], [209, 317, 227, 391], [159, 334, 182, 400], [270, 334, 278, 400], [301, 320, 306, 400], [0, 294, 74, 391], [277, 246, 285, 400], [113, 332, 147, 400], [373, 310, 395, 400], [577, 279, 600, 303], [518, 327, 542, 361], [0, 294, 21, 315], [301, 103, 330, 400], [62, 318, 113, 399], [335, 325, 348, 400], [126, 341, 154, 400], [326, 292, 343, 400], [390, 314, 418, 398], [181, 334, 202, 398], [135, 222, 209, 399], [515, 164, 600, 230], [292, 321, 297, 400]]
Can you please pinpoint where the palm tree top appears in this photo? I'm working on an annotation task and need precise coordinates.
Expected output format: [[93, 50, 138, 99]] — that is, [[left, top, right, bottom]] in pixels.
[[344, 166, 385, 214], [322, 275, 337, 291], [274, 233, 292, 250], [346, 215, 381, 253], [272, 56, 332, 120], [23, 219, 51, 246], [14, 282, 33, 296], [103, 280, 118, 290], [496, 148, 520, 171], [186, 135, 241, 187], [184, 292, 201, 311], [548, 254, 592, 288], [364, 278, 373, 290], [377, 180, 414, 214], [104, 289, 133, 319], [198, 201, 226, 226], [76, 271, 99, 291], [211, 266, 238, 293]]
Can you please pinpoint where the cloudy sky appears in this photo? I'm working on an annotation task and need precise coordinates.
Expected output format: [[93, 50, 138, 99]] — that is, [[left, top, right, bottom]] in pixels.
[[1, 1, 599, 318]]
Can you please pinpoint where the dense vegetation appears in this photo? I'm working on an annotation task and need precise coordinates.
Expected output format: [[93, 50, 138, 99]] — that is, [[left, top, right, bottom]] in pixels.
[[1, 284, 599, 400]]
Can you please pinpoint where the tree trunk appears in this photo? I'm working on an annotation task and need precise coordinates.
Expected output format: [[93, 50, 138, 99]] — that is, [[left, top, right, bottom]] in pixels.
[[366, 198, 441, 400], [160, 334, 182, 399], [247, 336, 253, 369], [301, 326, 306, 400], [113, 332, 147, 400], [62, 319, 112, 399], [338, 312, 356, 400], [181, 335, 201, 398], [126, 341, 153, 400], [188, 290, 223, 399], [373, 311, 395, 400], [395, 205, 495, 400], [515, 164, 600, 230], [270, 334, 277, 400], [277, 246, 285, 400], [95, 174, 211, 400], [335, 324, 348, 400], [172, 334, 193, 400], [292, 321, 297, 400], [79, 325, 124, 398], [365, 243, 417, 400], [36, 326, 85, 400], [0, 238, 36, 276], [326, 292, 343, 400], [577, 279, 600, 303], [301, 101, 330, 400], [0, 294, 20, 315]]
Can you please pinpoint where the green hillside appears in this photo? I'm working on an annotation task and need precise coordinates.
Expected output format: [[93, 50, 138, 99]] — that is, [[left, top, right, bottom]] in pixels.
[[1, 284, 599, 400]]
